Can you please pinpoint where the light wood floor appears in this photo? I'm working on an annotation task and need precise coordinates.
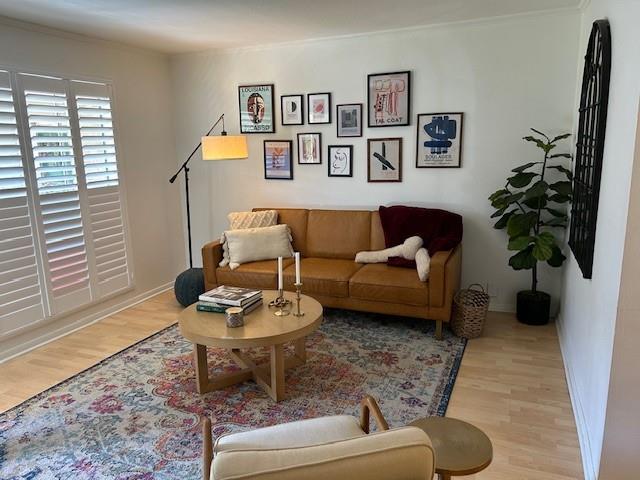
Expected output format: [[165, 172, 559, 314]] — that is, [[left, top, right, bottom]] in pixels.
[[0, 290, 583, 479]]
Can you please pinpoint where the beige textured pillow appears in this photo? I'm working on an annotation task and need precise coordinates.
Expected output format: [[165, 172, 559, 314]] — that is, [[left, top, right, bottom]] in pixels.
[[225, 224, 294, 269], [220, 210, 278, 266]]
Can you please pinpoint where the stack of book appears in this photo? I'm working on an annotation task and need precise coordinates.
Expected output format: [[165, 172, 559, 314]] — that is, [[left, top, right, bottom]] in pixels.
[[197, 285, 263, 314]]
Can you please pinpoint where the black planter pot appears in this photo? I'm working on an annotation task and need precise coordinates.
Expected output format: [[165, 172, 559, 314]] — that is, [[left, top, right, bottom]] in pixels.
[[516, 290, 551, 325]]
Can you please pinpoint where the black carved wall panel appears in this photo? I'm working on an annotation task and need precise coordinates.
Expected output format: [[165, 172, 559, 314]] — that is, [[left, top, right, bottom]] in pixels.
[[569, 19, 611, 279]]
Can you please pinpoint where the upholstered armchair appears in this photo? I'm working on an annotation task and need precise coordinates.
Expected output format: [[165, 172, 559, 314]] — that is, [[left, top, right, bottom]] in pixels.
[[203, 396, 436, 480]]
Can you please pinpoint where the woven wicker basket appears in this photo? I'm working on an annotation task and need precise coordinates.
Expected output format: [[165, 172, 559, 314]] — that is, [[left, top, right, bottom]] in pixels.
[[452, 284, 490, 339]]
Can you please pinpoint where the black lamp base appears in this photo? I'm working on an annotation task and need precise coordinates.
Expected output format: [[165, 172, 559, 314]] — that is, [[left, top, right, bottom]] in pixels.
[[174, 268, 205, 307]]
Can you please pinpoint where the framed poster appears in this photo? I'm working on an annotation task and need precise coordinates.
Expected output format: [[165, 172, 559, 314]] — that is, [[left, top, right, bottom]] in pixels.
[[307, 92, 331, 124], [328, 145, 353, 177], [367, 71, 410, 127], [281, 94, 304, 126], [336, 103, 362, 137], [367, 138, 402, 182], [238, 84, 275, 134], [416, 112, 463, 168], [263, 140, 293, 179], [297, 132, 322, 164]]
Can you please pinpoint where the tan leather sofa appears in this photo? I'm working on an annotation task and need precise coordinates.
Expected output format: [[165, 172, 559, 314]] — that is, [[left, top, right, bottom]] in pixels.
[[202, 208, 462, 339]]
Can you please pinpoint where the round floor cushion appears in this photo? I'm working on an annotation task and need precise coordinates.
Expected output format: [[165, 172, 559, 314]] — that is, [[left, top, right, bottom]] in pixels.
[[174, 268, 205, 307]]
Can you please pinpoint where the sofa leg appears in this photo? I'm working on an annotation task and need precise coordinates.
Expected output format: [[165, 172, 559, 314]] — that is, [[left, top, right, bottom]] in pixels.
[[435, 320, 443, 340]]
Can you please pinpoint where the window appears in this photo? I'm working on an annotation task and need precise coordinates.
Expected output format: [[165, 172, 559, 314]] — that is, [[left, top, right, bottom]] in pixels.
[[0, 69, 131, 338]]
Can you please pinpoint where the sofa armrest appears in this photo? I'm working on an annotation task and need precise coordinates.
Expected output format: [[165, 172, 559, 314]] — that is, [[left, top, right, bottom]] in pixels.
[[202, 240, 223, 290], [428, 244, 462, 309], [211, 427, 435, 480]]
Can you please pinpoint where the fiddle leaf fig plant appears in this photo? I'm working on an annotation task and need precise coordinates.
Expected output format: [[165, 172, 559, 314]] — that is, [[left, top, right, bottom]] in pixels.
[[489, 129, 572, 292]]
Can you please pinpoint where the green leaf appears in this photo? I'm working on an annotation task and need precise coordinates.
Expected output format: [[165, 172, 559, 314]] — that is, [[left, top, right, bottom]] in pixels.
[[508, 172, 537, 188], [547, 165, 573, 180], [488, 188, 509, 202], [546, 207, 567, 217], [524, 180, 549, 200], [523, 194, 548, 210], [523, 135, 547, 151], [550, 181, 572, 196], [494, 210, 516, 229], [536, 231, 556, 246], [508, 235, 534, 251], [491, 207, 506, 218], [547, 245, 566, 267], [509, 246, 537, 270], [549, 153, 572, 159], [551, 133, 571, 143], [507, 211, 537, 238], [549, 193, 571, 204], [511, 162, 541, 173], [530, 128, 550, 141]]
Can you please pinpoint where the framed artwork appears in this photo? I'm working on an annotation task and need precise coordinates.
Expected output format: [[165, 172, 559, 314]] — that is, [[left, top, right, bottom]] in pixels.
[[367, 138, 402, 182], [307, 93, 331, 124], [416, 112, 463, 168], [281, 94, 304, 126], [336, 103, 362, 137], [367, 71, 411, 127], [328, 145, 353, 177], [297, 133, 322, 164], [239, 84, 275, 133], [263, 140, 293, 179]]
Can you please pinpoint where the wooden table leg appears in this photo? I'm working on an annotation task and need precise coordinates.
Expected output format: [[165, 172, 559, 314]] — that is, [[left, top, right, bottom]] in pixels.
[[270, 344, 285, 401], [294, 337, 306, 362], [194, 344, 210, 394]]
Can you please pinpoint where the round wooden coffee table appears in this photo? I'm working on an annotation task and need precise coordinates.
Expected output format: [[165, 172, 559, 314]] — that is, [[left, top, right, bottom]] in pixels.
[[178, 290, 322, 402], [409, 417, 492, 479]]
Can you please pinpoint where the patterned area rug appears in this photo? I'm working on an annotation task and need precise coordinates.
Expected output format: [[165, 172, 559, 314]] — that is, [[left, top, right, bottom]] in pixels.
[[0, 309, 466, 480]]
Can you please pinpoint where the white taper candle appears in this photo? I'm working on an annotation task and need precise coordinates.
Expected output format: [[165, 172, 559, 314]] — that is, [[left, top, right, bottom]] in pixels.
[[278, 256, 283, 291], [295, 252, 301, 284]]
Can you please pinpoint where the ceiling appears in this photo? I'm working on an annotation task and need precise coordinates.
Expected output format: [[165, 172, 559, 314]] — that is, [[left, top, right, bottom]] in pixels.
[[0, 0, 581, 54]]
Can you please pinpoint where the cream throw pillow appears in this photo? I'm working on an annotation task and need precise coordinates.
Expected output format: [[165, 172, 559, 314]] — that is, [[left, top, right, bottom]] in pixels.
[[225, 224, 294, 270], [219, 210, 278, 266], [415, 248, 431, 282]]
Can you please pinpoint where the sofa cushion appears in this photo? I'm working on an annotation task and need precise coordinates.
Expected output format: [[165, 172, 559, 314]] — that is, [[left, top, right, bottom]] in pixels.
[[255, 208, 309, 256], [349, 264, 428, 307], [306, 210, 371, 259], [217, 258, 294, 290], [284, 258, 362, 297], [225, 224, 294, 269]]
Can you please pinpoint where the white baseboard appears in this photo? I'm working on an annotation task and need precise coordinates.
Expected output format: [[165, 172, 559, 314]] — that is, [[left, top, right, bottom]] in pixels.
[[0, 282, 173, 364], [488, 302, 516, 313], [556, 317, 597, 480]]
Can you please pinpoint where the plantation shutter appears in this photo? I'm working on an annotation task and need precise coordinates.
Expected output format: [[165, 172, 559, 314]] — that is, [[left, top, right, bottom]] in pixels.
[[0, 71, 46, 336], [17, 73, 93, 315], [72, 80, 130, 297]]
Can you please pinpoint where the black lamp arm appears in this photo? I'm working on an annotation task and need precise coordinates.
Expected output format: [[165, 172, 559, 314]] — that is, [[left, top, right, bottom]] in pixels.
[[168, 113, 226, 183]]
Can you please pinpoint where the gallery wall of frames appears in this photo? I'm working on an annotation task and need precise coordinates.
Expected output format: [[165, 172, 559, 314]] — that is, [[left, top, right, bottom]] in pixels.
[[238, 72, 464, 183]]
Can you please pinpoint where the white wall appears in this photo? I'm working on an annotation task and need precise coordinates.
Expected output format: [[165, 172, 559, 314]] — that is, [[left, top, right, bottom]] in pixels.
[[557, 1, 640, 478], [0, 18, 185, 359], [170, 10, 580, 312]]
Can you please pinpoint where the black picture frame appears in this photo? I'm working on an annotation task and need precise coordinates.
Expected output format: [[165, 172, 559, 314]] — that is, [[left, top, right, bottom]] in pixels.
[[307, 92, 332, 124], [238, 84, 275, 134], [328, 145, 353, 177], [367, 71, 411, 128], [336, 103, 363, 137], [263, 140, 293, 180], [415, 112, 464, 168], [297, 132, 322, 164], [367, 138, 402, 183], [281, 94, 304, 126]]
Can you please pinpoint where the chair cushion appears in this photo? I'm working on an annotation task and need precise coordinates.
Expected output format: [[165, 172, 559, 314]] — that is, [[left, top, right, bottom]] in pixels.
[[350, 264, 429, 306], [283, 258, 362, 297], [214, 416, 364, 454], [217, 258, 294, 290]]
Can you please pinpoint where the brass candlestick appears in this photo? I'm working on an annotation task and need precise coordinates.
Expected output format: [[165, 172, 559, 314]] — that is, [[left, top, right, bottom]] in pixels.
[[269, 288, 291, 316], [293, 282, 305, 317]]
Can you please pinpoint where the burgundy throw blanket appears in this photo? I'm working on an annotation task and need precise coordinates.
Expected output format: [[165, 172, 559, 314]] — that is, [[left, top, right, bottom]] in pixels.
[[379, 205, 463, 268]]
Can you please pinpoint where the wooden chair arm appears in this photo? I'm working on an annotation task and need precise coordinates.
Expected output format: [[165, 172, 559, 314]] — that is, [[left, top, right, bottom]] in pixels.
[[202, 416, 212, 480], [360, 395, 389, 433]]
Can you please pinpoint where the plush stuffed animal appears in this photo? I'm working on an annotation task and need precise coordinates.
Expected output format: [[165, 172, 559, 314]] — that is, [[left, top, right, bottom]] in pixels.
[[355, 236, 423, 263], [355, 236, 431, 282]]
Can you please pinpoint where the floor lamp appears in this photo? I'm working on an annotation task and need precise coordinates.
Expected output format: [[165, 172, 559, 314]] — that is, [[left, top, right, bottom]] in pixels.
[[170, 114, 248, 306]]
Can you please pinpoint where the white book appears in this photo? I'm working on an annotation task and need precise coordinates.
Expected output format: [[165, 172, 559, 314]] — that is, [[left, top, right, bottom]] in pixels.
[[199, 285, 262, 306]]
